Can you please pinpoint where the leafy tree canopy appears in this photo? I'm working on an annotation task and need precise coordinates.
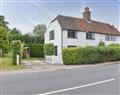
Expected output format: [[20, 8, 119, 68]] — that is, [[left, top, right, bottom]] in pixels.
[[0, 15, 9, 28], [10, 28, 22, 35], [0, 27, 9, 53], [33, 24, 46, 40]]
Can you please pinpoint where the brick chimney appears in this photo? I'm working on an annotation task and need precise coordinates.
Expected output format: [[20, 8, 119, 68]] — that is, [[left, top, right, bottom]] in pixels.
[[83, 7, 91, 21]]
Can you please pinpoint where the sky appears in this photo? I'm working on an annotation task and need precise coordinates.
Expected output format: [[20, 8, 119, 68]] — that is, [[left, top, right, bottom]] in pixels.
[[1, 0, 120, 34]]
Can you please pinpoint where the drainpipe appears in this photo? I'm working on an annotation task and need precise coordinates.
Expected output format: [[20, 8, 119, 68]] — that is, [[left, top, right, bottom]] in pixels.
[[61, 28, 63, 64]]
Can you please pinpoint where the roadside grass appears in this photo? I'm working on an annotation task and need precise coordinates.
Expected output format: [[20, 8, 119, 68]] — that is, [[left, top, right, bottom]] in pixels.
[[0, 53, 25, 71]]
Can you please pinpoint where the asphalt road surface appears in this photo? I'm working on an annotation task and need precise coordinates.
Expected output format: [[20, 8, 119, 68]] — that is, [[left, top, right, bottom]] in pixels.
[[1, 63, 120, 95]]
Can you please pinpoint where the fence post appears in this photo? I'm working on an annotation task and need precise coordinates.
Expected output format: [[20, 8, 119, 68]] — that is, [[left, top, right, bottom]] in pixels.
[[17, 54, 20, 65]]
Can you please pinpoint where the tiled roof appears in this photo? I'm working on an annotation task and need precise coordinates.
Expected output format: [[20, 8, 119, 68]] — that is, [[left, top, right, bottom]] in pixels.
[[52, 15, 120, 36]]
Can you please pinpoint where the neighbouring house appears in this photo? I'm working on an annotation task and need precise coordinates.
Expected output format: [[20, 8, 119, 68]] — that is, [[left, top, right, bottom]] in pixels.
[[45, 7, 120, 64]]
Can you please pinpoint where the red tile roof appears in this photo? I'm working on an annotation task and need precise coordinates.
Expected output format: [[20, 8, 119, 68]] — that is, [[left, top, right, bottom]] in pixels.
[[52, 15, 120, 36]]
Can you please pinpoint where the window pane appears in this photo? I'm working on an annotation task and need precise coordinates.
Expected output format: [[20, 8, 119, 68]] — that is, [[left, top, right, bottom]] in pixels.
[[105, 35, 109, 41], [68, 30, 76, 38], [86, 32, 95, 40], [49, 30, 54, 40]]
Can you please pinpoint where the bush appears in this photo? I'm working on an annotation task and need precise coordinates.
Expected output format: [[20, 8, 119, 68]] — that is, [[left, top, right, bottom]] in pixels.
[[11, 40, 22, 65], [62, 48, 80, 65], [62, 46, 120, 65], [99, 41, 105, 47], [109, 46, 120, 61], [63, 47, 101, 65], [108, 43, 120, 47], [27, 44, 44, 58], [44, 43, 55, 55]]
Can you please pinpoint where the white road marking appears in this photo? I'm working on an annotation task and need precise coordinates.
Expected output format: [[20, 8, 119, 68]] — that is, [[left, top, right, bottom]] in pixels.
[[36, 78, 115, 95]]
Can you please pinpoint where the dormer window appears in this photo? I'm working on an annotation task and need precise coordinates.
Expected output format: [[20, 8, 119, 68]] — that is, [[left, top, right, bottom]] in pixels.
[[86, 32, 95, 40], [68, 30, 77, 38]]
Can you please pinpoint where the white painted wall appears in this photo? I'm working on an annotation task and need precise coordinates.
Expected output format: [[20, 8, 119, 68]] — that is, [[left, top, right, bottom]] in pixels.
[[45, 20, 63, 64], [63, 30, 120, 48]]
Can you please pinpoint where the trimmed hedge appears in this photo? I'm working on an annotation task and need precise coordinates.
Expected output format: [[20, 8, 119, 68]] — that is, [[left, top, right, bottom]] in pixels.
[[11, 40, 22, 65], [44, 43, 55, 55], [27, 44, 44, 58], [62, 46, 120, 65]]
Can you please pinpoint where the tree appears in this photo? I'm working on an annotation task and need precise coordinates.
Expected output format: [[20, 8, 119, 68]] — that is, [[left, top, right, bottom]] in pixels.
[[21, 33, 43, 44], [0, 16, 9, 54], [33, 24, 46, 42], [8, 28, 22, 45], [0, 27, 9, 53], [0, 15, 9, 28], [22, 33, 34, 44], [10, 28, 21, 35]]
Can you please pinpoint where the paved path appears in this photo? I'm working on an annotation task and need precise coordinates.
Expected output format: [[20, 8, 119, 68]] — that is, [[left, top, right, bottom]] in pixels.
[[1, 63, 120, 95]]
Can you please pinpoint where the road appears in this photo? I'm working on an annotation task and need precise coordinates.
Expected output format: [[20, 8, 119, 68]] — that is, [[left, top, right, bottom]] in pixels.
[[1, 63, 120, 95]]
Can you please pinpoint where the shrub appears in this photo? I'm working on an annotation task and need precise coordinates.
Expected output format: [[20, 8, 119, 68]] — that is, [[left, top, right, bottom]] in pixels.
[[62, 48, 80, 65], [0, 43, 3, 57], [98, 47, 113, 61], [11, 40, 22, 65], [27, 44, 44, 58], [109, 46, 120, 61], [99, 41, 105, 47], [80, 47, 101, 64], [44, 43, 55, 55], [21, 43, 25, 58], [62, 46, 120, 65], [63, 47, 101, 65], [108, 43, 120, 47]]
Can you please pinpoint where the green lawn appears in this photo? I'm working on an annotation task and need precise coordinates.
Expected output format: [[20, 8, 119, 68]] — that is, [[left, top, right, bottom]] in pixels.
[[0, 54, 25, 71]]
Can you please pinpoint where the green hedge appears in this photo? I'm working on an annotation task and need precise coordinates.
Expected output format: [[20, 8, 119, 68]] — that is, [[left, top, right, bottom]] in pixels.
[[62, 46, 120, 65], [27, 44, 44, 58], [11, 40, 22, 65], [44, 43, 55, 55]]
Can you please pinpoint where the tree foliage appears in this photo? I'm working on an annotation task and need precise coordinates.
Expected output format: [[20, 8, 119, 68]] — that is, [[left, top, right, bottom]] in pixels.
[[33, 24, 46, 41], [8, 28, 22, 44], [0, 27, 9, 53], [0, 15, 9, 28]]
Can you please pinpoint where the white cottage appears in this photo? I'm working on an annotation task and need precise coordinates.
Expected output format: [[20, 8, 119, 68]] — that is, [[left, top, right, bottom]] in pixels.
[[45, 7, 120, 64]]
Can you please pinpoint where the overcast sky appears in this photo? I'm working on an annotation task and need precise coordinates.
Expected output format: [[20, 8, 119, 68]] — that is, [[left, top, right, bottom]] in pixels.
[[1, 0, 120, 34]]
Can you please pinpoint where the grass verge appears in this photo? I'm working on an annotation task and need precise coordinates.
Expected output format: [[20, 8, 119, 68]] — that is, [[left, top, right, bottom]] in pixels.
[[0, 54, 25, 71]]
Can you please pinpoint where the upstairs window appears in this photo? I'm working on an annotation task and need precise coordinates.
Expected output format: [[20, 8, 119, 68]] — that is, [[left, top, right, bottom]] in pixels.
[[86, 32, 95, 40], [105, 35, 116, 41], [49, 30, 54, 40], [68, 30, 77, 38]]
